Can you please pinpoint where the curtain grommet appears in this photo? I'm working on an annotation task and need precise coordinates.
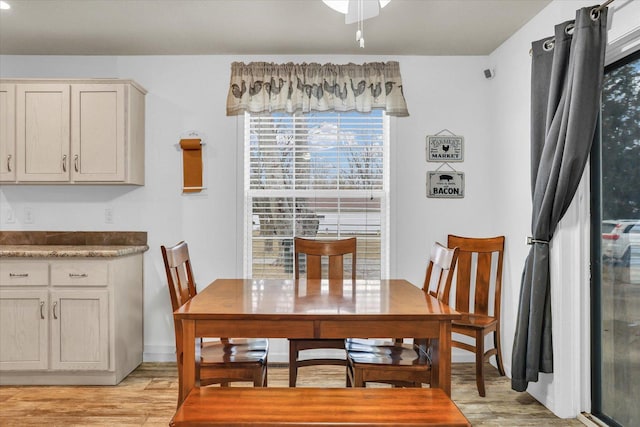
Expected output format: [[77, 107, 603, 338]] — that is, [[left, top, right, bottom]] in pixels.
[[543, 39, 555, 51], [565, 23, 575, 35], [590, 7, 601, 21]]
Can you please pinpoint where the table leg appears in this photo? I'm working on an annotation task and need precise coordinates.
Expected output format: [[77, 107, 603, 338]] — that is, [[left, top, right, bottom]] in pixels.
[[179, 319, 196, 406], [436, 320, 452, 397]]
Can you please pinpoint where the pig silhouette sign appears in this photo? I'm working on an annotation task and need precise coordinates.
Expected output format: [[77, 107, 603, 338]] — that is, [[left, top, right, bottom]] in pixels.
[[427, 171, 465, 198]]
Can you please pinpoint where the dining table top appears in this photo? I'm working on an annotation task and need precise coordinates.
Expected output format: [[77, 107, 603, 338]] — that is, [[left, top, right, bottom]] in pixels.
[[173, 277, 461, 401], [173, 278, 460, 321]]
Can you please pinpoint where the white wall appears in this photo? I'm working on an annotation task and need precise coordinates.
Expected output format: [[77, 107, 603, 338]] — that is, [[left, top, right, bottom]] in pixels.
[[0, 53, 493, 362], [489, 0, 640, 418]]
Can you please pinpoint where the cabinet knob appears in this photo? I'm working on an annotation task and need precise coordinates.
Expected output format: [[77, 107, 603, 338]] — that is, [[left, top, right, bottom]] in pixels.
[[6, 154, 11, 172], [62, 154, 67, 172], [74, 154, 79, 172]]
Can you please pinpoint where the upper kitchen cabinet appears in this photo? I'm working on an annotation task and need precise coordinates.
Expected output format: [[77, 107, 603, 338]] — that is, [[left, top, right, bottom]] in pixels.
[[16, 84, 71, 182], [0, 79, 146, 185]]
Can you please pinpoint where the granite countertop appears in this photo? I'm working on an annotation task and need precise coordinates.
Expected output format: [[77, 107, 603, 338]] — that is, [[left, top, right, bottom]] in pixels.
[[0, 231, 149, 258], [0, 245, 149, 258]]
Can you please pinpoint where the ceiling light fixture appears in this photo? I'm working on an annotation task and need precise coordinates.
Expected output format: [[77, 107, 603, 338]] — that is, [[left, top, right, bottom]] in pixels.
[[0, 1, 11, 10], [323, 0, 390, 48]]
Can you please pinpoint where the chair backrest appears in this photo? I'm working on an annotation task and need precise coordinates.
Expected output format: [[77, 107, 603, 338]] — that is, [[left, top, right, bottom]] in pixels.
[[423, 242, 459, 302], [294, 237, 357, 280], [447, 235, 505, 318], [161, 241, 197, 312]]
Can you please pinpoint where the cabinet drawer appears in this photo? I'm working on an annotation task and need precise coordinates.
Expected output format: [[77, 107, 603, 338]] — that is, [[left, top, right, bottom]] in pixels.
[[51, 261, 109, 287], [0, 262, 49, 287]]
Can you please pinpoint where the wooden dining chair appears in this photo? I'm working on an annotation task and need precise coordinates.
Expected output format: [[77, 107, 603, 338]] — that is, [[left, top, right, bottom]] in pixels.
[[289, 237, 357, 387], [346, 242, 459, 387], [161, 241, 268, 403], [447, 234, 505, 397]]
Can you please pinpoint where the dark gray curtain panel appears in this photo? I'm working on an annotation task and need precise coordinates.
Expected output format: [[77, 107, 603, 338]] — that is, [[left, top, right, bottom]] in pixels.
[[511, 6, 608, 392]]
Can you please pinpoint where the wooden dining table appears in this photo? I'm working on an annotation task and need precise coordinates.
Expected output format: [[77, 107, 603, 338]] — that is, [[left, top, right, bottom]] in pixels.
[[173, 278, 460, 405]]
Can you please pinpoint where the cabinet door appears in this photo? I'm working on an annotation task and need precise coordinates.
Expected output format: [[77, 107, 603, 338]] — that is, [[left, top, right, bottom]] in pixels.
[[16, 84, 70, 182], [0, 84, 16, 182], [71, 84, 125, 182], [0, 290, 49, 370], [50, 289, 109, 371]]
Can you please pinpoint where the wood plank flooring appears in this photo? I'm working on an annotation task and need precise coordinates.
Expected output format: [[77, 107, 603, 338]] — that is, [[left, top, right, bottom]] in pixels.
[[0, 363, 582, 426]]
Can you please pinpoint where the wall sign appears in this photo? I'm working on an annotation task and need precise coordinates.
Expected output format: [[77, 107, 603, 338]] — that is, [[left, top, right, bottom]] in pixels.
[[426, 134, 464, 162], [427, 171, 465, 198]]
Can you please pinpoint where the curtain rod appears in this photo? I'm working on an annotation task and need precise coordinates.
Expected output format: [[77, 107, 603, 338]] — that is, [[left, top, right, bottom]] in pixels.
[[528, 0, 614, 56], [595, 0, 615, 13]]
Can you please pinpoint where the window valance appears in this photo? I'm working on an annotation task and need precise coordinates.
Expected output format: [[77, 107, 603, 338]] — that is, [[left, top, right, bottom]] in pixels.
[[226, 61, 409, 117]]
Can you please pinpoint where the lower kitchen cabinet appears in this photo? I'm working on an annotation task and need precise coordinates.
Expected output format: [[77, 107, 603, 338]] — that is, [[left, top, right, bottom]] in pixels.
[[0, 289, 49, 370], [50, 289, 110, 371], [0, 254, 143, 385]]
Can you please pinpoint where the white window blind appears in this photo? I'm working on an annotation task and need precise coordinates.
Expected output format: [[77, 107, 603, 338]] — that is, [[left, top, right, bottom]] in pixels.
[[245, 110, 388, 279]]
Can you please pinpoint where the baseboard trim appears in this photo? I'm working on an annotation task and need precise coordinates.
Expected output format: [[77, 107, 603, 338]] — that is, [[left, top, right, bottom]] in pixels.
[[143, 345, 176, 362], [578, 413, 609, 427]]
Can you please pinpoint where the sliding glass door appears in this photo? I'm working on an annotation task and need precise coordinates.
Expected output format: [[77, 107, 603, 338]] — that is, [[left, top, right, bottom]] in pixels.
[[592, 49, 639, 427]]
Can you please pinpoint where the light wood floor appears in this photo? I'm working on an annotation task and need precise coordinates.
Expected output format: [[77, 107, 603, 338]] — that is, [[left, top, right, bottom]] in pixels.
[[0, 362, 582, 426]]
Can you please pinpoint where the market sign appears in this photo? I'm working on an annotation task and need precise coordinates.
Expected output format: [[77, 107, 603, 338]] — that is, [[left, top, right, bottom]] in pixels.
[[427, 171, 465, 198], [426, 135, 464, 162]]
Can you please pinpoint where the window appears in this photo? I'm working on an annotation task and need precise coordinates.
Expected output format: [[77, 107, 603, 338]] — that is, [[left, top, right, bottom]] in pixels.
[[591, 48, 639, 427], [244, 110, 388, 279]]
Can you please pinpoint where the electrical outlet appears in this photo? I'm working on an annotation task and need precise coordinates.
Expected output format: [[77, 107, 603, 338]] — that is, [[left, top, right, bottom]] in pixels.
[[24, 207, 35, 224], [4, 208, 16, 224], [104, 208, 114, 224]]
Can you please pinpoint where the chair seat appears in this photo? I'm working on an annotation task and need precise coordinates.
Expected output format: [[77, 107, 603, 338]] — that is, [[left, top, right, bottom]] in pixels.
[[347, 343, 432, 387], [202, 338, 268, 365], [347, 343, 430, 367], [345, 338, 397, 352], [453, 313, 497, 329]]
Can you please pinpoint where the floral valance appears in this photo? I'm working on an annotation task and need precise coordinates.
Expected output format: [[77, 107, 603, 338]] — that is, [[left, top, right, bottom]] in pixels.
[[226, 61, 409, 117]]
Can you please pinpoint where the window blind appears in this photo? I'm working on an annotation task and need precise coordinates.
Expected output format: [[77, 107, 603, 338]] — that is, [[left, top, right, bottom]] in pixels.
[[245, 111, 388, 279]]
